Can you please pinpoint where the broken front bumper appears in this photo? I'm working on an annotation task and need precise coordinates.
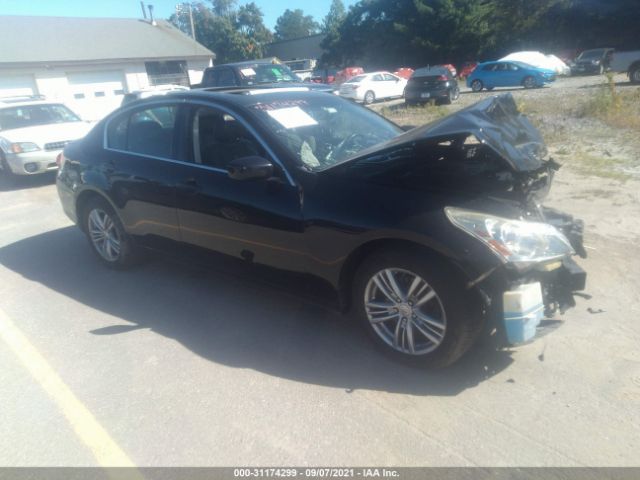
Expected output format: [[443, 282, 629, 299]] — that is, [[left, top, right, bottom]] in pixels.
[[473, 209, 587, 345]]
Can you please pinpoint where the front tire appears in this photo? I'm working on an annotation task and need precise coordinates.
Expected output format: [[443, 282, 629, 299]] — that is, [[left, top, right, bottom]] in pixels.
[[523, 76, 536, 89], [363, 90, 375, 105], [82, 197, 139, 269], [353, 249, 484, 368], [471, 79, 483, 92], [0, 154, 17, 185]]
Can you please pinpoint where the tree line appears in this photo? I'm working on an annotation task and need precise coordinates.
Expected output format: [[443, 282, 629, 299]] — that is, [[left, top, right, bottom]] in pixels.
[[170, 0, 640, 68]]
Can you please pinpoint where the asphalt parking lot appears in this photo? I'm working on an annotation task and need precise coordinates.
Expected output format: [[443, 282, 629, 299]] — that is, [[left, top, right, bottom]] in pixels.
[[1, 77, 640, 467]]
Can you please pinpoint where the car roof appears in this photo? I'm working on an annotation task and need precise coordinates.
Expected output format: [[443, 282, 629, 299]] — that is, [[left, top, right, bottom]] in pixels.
[[210, 58, 281, 68], [0, 99, 61, 109], [121, 88, 333, 111], [412, 66, 449, 76]]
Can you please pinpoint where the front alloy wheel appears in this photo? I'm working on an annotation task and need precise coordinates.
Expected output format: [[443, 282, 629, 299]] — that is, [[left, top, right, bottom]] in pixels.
[[364, 268, 446, 355], [523, 76, 536, 89], [354, 250, 483, 367]]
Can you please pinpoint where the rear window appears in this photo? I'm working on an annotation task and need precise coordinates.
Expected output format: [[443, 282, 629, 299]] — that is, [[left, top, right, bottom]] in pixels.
[[349, 75, 367, 83]]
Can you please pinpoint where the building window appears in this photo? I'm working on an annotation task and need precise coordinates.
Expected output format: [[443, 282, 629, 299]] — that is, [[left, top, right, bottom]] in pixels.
[[145, 60, 189, 87], [114, 89, 125, 96], [74, 93, 85, 99], [94, 91, 105, 97]]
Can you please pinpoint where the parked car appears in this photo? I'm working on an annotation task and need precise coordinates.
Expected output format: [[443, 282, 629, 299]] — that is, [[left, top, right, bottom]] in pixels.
[[458, 61, 478, 79], [308, 68, 338, 84], [467, 61, 556, 92], [393, 68, 414, 79], [570, 48, 614, 76], [404, 66, 460, 105], [609, 50, 640, 84], [339, 72, 407, 104], [199, 58, 334, 93], [121, 84, 189, 106], [0, 97, 93, 178], [500, 51, 571, 76], [334, 67, 364, 85], [56, 89, 586, 367], [439, 64, 457, 77]]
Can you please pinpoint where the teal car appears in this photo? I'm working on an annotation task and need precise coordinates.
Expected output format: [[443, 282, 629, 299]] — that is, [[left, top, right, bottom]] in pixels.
[[467, 61, 556, 92]]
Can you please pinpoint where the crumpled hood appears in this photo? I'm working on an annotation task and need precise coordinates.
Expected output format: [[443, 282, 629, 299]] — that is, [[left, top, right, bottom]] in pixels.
[[346, 93, 549, 172]]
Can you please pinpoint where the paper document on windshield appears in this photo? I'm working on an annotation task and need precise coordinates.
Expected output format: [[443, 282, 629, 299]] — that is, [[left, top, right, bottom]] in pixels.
[[240, 68, 256, 76], [267, 107, 318, 129]]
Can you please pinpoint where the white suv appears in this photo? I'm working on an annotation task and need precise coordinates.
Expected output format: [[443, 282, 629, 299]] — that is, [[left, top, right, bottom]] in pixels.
[[0, 97, 94, 177]]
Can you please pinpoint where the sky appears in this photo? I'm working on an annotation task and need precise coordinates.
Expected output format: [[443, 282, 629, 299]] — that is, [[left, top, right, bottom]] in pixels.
[[0, 0, 357, 30]]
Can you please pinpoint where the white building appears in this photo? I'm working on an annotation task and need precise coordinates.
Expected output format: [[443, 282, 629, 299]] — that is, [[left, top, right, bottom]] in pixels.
[[0, 15, 215, 120]]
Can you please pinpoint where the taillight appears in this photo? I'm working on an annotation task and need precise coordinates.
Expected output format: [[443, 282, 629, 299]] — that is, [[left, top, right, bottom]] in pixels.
[[56, 152, 65, 168]]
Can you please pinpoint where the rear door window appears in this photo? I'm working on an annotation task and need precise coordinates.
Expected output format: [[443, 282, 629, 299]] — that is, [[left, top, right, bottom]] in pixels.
[[107, 105, 179, 159]]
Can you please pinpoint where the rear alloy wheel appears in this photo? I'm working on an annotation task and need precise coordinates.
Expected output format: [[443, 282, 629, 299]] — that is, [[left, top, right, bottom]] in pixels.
[[83, 197, 139, 269], [523, 76, 536, 89], [354, 250, 483, 367], [471, 79, 483, 92], [363, 90, 375, 105]]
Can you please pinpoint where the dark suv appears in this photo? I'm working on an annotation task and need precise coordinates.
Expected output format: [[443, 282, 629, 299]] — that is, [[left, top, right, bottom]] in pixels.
[[198, 59, 334, 93]]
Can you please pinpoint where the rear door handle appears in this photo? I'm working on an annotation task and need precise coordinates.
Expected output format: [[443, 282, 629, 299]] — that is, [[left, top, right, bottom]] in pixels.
[[179, 177, 199, 194]]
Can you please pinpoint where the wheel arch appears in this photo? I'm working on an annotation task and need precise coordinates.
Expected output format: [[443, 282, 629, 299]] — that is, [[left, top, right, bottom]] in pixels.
[[75, 188, 118, 233], [337, 238, 472, 312]]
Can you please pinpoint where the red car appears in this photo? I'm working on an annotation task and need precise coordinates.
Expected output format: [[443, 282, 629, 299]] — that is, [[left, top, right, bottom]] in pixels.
[[439, 64, 457, 77], [335, 67, 364, 85], [393, 67, 414, 79], [458, 62, 478, 79]]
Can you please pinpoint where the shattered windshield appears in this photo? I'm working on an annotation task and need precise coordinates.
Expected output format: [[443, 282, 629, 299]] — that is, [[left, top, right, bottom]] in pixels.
[[249, 95, 403, 171]]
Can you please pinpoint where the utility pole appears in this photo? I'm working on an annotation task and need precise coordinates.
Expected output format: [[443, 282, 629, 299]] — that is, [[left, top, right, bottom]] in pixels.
[[175, 3, 196, 41]]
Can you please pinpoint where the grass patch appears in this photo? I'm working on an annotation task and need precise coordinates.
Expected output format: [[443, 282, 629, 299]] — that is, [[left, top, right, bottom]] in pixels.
[[569, 152, 632, 182], [577, 75, 640, 131], [379, 102, 449, 128]]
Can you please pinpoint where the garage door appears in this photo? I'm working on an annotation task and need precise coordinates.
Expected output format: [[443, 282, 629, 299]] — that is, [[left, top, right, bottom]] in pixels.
[[0, 75, 37, 98], [66, 70, 126, 121]]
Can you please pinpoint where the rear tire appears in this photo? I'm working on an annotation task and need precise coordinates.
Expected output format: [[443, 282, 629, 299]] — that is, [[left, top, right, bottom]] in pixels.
[[471, 80, 483, 92], [81, 196, 140, 269], [630, 66, 640, 84], [353, 249, 484, 368], [363, 90, 375, 105]]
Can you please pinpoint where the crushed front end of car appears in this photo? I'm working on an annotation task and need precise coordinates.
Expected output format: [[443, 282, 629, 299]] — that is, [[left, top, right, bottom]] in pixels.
[[337, 93, 587, 345], [431, 94, 587, 344]]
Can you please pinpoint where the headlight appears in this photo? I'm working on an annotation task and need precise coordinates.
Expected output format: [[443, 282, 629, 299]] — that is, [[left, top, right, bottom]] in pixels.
[[592, 59, 601, 65], [445, 207, 574, 267], [10, 142, 40, 153]]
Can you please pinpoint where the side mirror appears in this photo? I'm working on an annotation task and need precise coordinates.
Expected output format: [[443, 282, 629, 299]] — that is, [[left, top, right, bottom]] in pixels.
[[227, 156, 274, 181]]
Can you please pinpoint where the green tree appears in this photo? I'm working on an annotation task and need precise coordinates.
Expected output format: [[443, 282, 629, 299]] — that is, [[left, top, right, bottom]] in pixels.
[[169, 1, 273, 63], [322, 0, 346, 34], [274, 9, 319, 41]]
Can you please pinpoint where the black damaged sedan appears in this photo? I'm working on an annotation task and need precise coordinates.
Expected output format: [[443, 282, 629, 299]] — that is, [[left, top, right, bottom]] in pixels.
[[57, 88, 586, 367]]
